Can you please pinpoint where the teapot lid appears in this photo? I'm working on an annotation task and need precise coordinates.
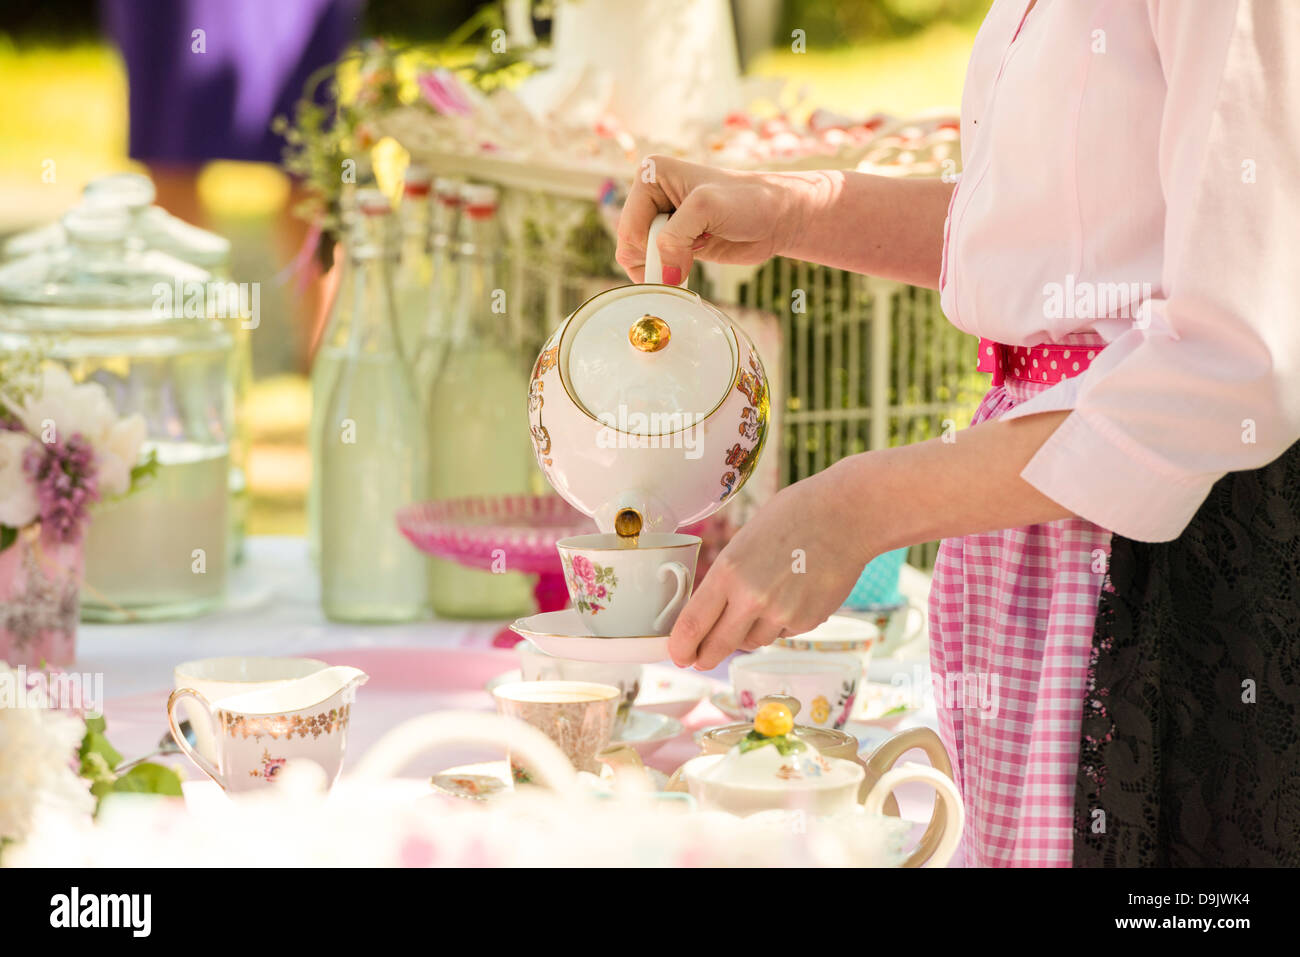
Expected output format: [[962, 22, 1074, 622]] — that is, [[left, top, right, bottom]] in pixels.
[[701, 693, 858, 755], [563, 285, 736, 433], [563, 212, 737, 434], [694, 699, 856, 790]]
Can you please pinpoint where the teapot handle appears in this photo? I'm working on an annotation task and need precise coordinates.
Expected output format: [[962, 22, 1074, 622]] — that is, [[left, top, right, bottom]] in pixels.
[[645, 213, 685, 287], [860, 726, 958, 867], [862, 763, 965, 868]]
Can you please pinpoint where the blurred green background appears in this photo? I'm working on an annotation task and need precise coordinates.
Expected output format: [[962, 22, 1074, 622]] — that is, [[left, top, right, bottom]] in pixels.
[[0, 0, 988, 536]]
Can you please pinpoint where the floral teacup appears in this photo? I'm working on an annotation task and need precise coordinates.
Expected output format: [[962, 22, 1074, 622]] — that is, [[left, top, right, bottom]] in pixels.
[[730, 652, 863, 730], [556, 532, 699, 637]]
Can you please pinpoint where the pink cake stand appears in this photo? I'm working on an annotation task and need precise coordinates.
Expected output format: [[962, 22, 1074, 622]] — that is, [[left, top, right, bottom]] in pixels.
[[396, 495, 597, 647]]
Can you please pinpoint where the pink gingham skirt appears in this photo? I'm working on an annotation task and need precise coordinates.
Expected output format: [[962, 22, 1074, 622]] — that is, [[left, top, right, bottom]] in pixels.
[[929, 377, 1111, 867]]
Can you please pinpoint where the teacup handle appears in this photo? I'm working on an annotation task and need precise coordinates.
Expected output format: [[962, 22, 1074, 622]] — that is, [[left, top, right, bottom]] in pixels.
[[653, 561, 691, 634], [862, 762, 965, 868], [167, 688, 224, 789], [644, 213, 685, 287]]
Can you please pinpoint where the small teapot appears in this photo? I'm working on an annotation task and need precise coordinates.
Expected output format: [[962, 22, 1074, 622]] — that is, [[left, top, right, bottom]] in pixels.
[[671, 695, 963, 867], [527, 213, 770, 536]]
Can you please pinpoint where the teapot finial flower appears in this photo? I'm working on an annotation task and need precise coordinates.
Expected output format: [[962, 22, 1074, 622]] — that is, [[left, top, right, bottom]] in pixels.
[[753, 700, 795, 738]]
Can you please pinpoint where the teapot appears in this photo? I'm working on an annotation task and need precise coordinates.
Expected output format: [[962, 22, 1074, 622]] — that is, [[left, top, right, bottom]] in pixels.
[[670, 695, 962, 867], [527, 213, 769, 536]]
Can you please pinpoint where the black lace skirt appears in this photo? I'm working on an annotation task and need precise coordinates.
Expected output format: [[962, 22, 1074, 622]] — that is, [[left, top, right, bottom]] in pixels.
[[1073, 440, 1300, 866]]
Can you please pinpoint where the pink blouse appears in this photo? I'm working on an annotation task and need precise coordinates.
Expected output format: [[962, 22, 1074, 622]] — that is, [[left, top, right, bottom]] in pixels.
[[939, 0, 1300, 542]]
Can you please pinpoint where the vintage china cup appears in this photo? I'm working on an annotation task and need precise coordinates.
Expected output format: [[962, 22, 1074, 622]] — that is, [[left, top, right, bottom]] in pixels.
[[517, 641, 641, 735], [167, 665, 367, 793], [528, 213, 769, 536], [492, 680, 621, 779], [173, 656, 329, 762], [730, 651, 863, 730], [773, 615, 878, 671], [556, 532, 700, 637]]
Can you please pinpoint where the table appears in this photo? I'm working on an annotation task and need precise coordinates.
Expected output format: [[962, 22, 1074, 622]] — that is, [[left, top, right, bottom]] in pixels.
[[85, 536, 953, 854]]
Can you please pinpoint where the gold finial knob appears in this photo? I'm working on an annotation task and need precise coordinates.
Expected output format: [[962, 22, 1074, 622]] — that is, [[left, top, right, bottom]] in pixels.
[[629, 314, 671, 352]]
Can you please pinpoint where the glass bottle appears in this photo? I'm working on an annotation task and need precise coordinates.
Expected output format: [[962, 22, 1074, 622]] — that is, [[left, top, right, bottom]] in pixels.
[[425, 184, 534, 619], [308, 178, 364, 565], [410, 177, 462, 411], [393, 164, 433, 361], [319, 189, 428, 622]]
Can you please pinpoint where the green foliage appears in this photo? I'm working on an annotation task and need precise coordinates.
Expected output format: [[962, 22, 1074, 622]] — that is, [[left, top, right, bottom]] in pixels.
[[125, 447, 160, 496], [738, 731, 808, 755], [782, 0, 991, 45], [78, 714, 183, 813]]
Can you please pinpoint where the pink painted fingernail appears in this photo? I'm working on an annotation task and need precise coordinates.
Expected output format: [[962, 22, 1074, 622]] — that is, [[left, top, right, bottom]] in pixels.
[[661, 265, 682, 285]]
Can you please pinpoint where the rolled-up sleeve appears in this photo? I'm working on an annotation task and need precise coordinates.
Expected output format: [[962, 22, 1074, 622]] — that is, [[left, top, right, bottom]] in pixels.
[[1003, 0, 1300, 542]]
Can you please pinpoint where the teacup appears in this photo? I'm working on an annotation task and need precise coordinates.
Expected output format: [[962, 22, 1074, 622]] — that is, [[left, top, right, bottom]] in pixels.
[[173, 656, 329, 762], [167, 665, 367, 793], [556, 532, 700, 637], [492, 680, 620, 779], [773, 615, 879, 671], [517, 642, 641, 736], [730, 652, 863, 730]]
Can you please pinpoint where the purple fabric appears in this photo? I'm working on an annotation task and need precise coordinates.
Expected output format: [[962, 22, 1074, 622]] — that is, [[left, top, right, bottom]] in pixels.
[[101, 0, 362, 164]]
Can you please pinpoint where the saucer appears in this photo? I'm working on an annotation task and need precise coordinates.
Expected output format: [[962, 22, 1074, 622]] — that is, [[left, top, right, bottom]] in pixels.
[[510, 609, 670, 664], [431, 763, 511, 802], [431, 760, 674, 801], [616, 709, 684, 757]]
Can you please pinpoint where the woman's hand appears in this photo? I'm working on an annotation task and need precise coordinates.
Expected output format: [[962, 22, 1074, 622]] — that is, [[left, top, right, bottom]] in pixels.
[[669, 410, 1080, 670], [669, 461, 873, 669], [616, 157, 957, 289], [615, 155, 808, 284]]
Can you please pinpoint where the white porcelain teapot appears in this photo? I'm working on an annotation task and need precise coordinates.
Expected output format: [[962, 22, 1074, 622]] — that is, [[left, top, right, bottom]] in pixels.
[[527, 214, 769, 536], [679, 699, 965, 867]]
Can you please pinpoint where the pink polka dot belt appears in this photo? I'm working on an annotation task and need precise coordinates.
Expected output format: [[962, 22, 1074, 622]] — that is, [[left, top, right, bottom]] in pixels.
[[976, 337, 1103, 387]]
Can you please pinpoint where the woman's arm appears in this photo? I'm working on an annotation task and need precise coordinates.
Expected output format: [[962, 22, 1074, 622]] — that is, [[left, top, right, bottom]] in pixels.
[[779, 170, 955, 289], [671, 410, 1075, 669], [615, 155, 955, 289]]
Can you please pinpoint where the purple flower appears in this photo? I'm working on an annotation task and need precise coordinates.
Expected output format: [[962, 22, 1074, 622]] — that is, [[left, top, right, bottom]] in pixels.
[[22, 432, 100, 543]]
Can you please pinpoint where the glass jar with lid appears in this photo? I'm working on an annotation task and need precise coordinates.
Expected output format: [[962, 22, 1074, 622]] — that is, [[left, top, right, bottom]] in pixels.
[[2, 173, 249, 563], [0, 206, 233, 621]]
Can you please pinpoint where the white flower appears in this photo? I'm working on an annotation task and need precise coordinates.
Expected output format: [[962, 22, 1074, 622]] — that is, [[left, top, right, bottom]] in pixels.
[[0, 663, 95, 848], [96, 412, 147, 498], [0, 431, 39, 528], [9, 364, 146, 499]]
